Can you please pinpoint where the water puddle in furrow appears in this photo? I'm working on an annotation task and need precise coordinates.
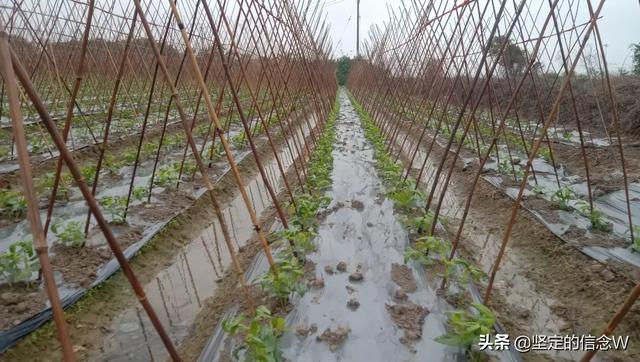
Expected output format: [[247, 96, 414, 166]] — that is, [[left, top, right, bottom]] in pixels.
[[87, 116, 316, 361], [199, 92, 519, 361], [0, 123, 243, 250], [0, 113, 317, 250], [279, 93, 459, 361], [394, 132, 578, 361], [396, 121, 640, 271]]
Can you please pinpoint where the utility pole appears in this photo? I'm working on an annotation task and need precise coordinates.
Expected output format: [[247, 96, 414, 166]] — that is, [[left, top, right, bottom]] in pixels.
[[356, 0, 360, 57]]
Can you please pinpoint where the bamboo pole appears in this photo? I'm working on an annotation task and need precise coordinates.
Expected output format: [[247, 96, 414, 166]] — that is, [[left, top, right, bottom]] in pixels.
[[0, 23, 75, 362], [7, 45, 182, 362]]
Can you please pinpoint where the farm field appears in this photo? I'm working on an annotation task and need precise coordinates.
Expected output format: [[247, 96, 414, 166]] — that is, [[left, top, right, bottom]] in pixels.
[[1, 1, 640, 362]]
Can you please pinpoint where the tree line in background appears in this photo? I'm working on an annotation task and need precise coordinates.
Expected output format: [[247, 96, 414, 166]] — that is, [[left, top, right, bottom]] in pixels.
[[632, 43, 640, 76], [335, 40, 640, 135], [336, 56, 352, 86]]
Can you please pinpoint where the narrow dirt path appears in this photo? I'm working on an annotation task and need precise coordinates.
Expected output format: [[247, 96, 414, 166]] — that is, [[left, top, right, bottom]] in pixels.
[[280, 91, 455, 360]]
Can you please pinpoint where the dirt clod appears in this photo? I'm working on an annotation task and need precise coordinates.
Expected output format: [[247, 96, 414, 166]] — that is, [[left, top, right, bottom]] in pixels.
[[296, 323, 318, 338], [390, 263, 417, 293], [601, 269, 616, 282], [316, 326, 350, 352], [310, 278, 325, 289], [0, 292, 21, 305], [348, 272, 363, 282], [386, 302, 429, 346], [351, 200, 365, 211], [336, 261, 347, 272], [443, 291, 471, 309], [393, 289, 408, 302], [346, 298, 360, 310]]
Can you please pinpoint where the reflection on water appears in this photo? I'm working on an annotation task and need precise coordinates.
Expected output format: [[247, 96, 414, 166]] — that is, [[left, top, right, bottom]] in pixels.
[[390, 119, 579, 361], [278, 90, 460, 361], [90, 115, 317, 361]]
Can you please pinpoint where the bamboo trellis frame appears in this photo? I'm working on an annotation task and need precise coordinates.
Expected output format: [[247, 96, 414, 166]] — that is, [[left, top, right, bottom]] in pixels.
[[0, 0, 335, 360], [348, 1, 639, 361]]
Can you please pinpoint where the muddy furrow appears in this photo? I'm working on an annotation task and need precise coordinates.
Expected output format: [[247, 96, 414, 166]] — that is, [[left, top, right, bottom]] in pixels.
[[386, 114, 640, 361], [277, 91, 455, 360], [0, 111, 320, 361]]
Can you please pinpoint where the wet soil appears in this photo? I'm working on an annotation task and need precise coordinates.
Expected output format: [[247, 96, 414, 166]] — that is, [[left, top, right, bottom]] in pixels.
[[552, 141, 640, 191], [0, 226, 144, 329], [0, 285, 47, 331], [295, 323, 318, 338], [0, 111, 319, 361], [316, 326, 350, 352], [392, 119, 640, 361], [390, 263, 417, 293], [274, 91, 458, 361], [385, 302, 429, 348]]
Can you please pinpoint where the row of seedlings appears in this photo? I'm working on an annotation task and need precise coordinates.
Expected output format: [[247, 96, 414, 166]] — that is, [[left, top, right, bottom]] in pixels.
[[220, 96, 340, 361], [350, 94, 497, 361], [0, 101, 313, 289]]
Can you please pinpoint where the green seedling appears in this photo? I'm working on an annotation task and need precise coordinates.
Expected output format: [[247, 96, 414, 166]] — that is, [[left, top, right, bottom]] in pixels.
[[579, 204, 611, 233], [388, 185, 425, 212], [408, 211, 434, 235], [551, 186, 575, 211], [259, 249, 307, 300], [133, 186, 150, 202], [81, 164, 97, 185], [290, 194, 330, 231], [182, 161, 197, 176], [104, 155, 123, 175], [538, 147, 551, 162], [379, 160, 403, 185], [231, 133, 246, 149], [0, 239, 39, 286], [532, 184, 544, 195], [441, 258, 487, 286], [0, 145, 10, 159], [277, 227, 316, 255], [142, 140, 159, 158], [99, 195, 127, 224], [123, 148, 138, 163], [29, 137, 51, 154], [632, 226, 640, 253], [165, 134, 185, 149], [154, 164, 180, 187], [498, 159, 511, 175], [195, 122, 210, 136], [51, 220, 86, 248], [222, 305, 286, 362], [436, 303, 496, 349], [404, 236, 451, 267], [36, 172, 72, 201], [0, 189, 27, 219], [207, 143, 223, 162]]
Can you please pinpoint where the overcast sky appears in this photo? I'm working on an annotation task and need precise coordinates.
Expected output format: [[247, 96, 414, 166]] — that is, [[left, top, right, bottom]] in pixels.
[[323, 0, 640, 71]]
